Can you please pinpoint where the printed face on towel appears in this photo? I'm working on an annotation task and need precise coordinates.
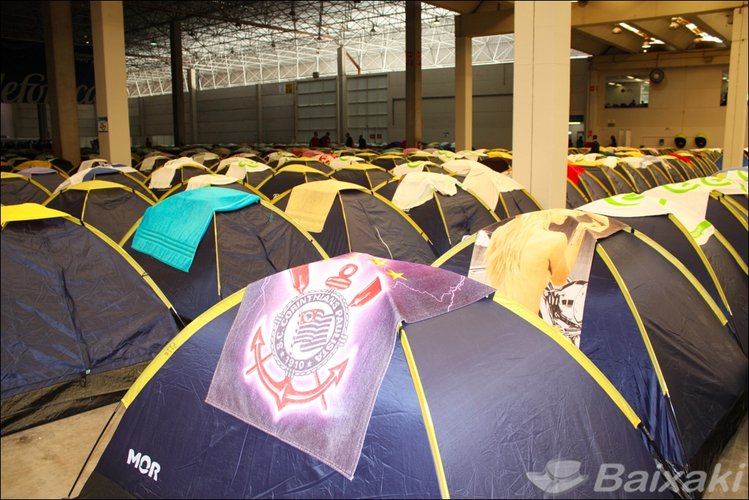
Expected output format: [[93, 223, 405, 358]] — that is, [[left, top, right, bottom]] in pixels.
[[470, 209, 624, 347]]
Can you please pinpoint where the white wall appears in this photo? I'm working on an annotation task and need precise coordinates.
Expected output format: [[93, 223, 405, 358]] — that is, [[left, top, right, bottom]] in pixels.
[[590, 50, 730, 148], [389, 60, 587, 148], [1, 55, 735, 151]]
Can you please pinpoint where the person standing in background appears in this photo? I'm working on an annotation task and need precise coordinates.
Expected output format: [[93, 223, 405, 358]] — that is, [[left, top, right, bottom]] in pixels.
[[590, 135, 600, 153], [345, 132, 354, 148], [358, 135, 367, 149], [309, 131, 320, 148], [320, 132, 331, 148]]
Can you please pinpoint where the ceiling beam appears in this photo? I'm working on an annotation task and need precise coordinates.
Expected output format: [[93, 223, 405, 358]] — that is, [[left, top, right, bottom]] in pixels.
[[570, 29, 613, 55], [576, 26, 645, 53], [627, 19, 696, 50], [424, 1, 485, 15], [571, 1, 745, 28], [694, 12, 734, 41], [455, 9, 514, 37]]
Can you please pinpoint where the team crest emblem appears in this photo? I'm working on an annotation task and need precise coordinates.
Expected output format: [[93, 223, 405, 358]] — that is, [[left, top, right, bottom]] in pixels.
[[245, 263, 382, 411]]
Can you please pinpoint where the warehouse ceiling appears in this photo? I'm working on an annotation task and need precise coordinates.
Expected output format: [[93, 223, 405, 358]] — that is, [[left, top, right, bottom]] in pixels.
[[0, 1, 742, 97]]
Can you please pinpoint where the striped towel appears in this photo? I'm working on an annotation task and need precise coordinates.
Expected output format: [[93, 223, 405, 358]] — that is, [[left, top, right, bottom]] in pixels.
[[132, 187, 260, 271]]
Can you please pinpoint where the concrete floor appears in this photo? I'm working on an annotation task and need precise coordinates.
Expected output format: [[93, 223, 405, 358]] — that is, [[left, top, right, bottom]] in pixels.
[[1, 406, 747, 499]]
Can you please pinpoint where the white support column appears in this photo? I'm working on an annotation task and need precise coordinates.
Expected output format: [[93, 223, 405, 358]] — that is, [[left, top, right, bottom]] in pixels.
[[337, 46, 348, 145], [188, 68, 199, 144], [405, 1, 422, 149], [512, 1, 571, 209], [722, 6, 748, 169], [256, 84, 263, 144], [90, 1, 131, 166], [455, 35, 473, 152]]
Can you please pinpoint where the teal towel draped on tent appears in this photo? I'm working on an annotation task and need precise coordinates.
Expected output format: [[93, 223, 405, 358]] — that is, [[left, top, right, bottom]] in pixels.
[[132, 187, 260, 271]]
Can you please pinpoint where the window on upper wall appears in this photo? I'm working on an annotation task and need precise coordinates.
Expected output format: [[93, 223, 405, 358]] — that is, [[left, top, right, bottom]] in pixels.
[[604, 75, 650, 108], [720, 70, 728, 106]]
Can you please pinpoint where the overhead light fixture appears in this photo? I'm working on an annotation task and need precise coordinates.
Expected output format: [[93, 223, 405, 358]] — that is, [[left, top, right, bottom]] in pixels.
[[370, 24, 376, 34], [150, 40, 158, 47], [611, 25, 622, 34], [433, 16, 441, 25], [669, 17, 680, 29], [642, 38, 651, 49]]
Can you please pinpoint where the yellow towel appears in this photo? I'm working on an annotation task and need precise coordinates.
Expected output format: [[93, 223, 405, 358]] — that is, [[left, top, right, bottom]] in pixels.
[[285, 179, 364, 233]]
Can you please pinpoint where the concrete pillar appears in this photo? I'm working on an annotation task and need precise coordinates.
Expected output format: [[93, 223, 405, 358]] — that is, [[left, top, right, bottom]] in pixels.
[[337, 46, 348, 145], [170, 20, 186, 147], [188, 68, 199, 144], [137, 97, 145, 146], [512, 1, 571, 209], [42, 0, 80, 166], [256, 84, 263, 144], [90, 1, 131, 166], [455, 35, 473, 151], [722, 6, 748, 169], [405, 1, 422, 148]]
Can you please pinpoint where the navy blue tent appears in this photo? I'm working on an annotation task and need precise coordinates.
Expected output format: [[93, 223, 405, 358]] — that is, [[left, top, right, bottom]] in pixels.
[[76, 255, 671, 499], [1, 204, 180, 436]]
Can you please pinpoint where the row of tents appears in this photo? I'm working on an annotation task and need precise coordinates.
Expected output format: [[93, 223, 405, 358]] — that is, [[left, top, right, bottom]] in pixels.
[[1, 145, 746, 498]]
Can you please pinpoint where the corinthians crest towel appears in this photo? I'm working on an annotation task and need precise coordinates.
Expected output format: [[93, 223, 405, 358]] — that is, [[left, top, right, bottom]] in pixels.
[[205, 253, 493, 479]]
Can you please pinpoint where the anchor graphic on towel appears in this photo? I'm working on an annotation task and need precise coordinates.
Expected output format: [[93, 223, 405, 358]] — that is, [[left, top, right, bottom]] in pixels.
[[245, 262, 382, 411]]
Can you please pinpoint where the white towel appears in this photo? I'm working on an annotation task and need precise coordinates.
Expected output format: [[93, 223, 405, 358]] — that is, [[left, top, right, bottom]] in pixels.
[[78, 158, 109, 173], [149, 166, 177, 190], [392, 172, 459, 211], [225, 162, 272, 180], [186, 174, 241, 190], [462, 167, 525, 210], [441, 159, 487, 176]]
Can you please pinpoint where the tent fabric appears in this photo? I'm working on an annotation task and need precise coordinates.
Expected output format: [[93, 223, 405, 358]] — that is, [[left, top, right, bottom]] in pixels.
[[592, 208, 747, 355], [43, 180, 155, 244], [132, 188, 261, 272], [328, 163, 394, 190], [218, 158, 274, 187], [205, 255, 494, 479], [1, 204, 179, 436], [14, 160, 71, 179], [275, 184, 437, 264], [77, 256, 671, 499], [433, 210, 747, 478], [384, 174, 499, 256], [123, 198, 328, 322], [11, 167, 67, 194], [595, 231, 746, 473], [155, 176, 265, 202], [0, 172, 51, 205], [256, 165, 330, 199], [55, 166, 157, 202], [645, 182, 748, 265]]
